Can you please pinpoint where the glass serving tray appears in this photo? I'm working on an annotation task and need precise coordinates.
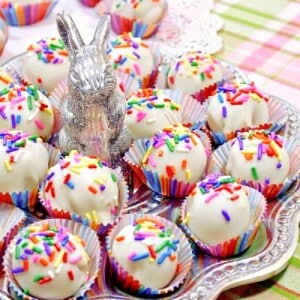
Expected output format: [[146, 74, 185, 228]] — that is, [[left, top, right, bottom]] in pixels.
[[0, 56, 300, 300]]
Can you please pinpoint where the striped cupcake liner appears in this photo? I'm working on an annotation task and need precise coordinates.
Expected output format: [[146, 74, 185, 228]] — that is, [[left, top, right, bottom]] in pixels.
[[0, 0, 58, 26], [106, 213, 193, 297], [39, 166, 129, 237], [96, 0, 166, 39], [124, 130, 212, 198], [0, 203, 26, 275], [3, 218, 101, 300], [179, 186, 267, 258], [207, 136, 300, 200]]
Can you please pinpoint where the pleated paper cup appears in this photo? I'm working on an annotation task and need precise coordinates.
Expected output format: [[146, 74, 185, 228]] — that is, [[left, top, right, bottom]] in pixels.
[[124, 129, 212, 198], [39, 164, 129, 237], [0, 0, 58, 26], [106, 213, 193, 297], [96, 0, 167, 39], [180, 186, 266, 258], [0, 203, 26, 275], [207, 136, 300, 200], [204, 93, 288, 146], [3, 218, 101, 300]]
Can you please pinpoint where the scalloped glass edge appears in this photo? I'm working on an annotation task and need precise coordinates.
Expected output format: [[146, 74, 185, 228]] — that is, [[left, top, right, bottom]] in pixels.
[[0, 56, 299, 300]]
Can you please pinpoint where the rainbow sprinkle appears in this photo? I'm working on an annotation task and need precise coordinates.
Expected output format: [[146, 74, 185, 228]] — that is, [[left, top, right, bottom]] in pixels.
[[113, 0, 164, 10], [142, 125, 200, 180], [0, 130, 41, 173], [126, 88, 181, 123], [232, 130, 285, 182], [216, 81, 269, 111], [107, 32, 151, 79], [0, 84, 53, 134], [115, 217, 180, 265], [168, 50, 220, 86], [27, 38, 68, 65], [12, 223, 89, 290]]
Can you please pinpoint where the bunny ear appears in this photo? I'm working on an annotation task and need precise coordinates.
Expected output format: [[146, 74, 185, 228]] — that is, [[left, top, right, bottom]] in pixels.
[[92, 14, 111, 52], [56, 11, 85, 56]]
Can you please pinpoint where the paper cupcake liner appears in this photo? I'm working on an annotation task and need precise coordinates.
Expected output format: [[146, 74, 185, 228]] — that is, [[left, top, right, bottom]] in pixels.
[[0, 0, 58, 26], [39, 167, 129, 236], [96, 0, 164, 39], [124, 130, 212, 198], [0, 14, 8, 55], [106, 213, 193, 296], [0, 203, 26, 275], [207, 137, 300, 200], [204, 93, 288, 146], [3, 218, 101, 300], [0, 142, 61, 210], [80, 0, 100, 7], [180, 186, 267, 258]]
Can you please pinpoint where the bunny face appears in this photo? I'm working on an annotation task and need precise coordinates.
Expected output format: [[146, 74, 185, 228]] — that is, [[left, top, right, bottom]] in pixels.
[[69, 44, 109, 97]]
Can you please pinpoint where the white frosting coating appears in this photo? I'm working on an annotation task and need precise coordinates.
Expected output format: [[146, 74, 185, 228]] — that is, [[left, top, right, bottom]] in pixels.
[[11, 223, 89, 299], [107, 33, 154, 79], [43, 151, 120, 225], [143, 125, 208, 183], [0, 84, 54, 139], [225, 131, 290, 184], [207, 82, 269, 132], [125, 89, 181, 139], [112, 218, 179, 289], [23, 37, 70, 94], [167, 51, 223, 95], [0, 130, 49, 193], [111, 0, 167, 24], [186, 174, 251, 245]]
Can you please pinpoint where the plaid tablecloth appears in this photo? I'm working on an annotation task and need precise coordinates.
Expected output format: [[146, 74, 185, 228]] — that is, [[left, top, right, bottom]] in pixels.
[[214, 0, 300, 299]]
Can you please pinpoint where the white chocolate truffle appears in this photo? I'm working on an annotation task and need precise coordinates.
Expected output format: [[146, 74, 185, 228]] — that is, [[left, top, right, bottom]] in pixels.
[[167, 51, 223, 96], [125, 88, 181, 139], [0, 84, 54, 139], [11, 223, 89, 299], [142, 124, 208, 183], [207, 81, 269, 132], [186, 174, 251, 245], [43, 151, 120, 225], [107, 33, 154, 79], [23, 37, 70, 94], [112, 217, 179, 289], [226, 131, 290, 185], [111, 0, 167, 25], [0, 130, 49, 193]]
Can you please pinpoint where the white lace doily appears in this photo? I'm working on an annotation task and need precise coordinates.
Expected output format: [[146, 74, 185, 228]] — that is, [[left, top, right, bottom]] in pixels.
[[153, 0, 223, 57]]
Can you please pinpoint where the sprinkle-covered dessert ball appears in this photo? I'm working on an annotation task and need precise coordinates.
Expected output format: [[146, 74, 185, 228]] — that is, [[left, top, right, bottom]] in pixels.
[[42, 151, 121, 226], [0, 130, 49, 193], [206, 81, 269, 132], [0, 84, 54, 139], [107, 33, 154, 80], [185, 173, 251, 245], [111, 0, 168, 25], [226, 131, 290, 185], [125, 88, 181, 139], [167, 50, 223, 97], [112, 216, 179, 289], [23, 37, 70, 94], [142, 124, 208, 183], [11, 223, 90, 299]]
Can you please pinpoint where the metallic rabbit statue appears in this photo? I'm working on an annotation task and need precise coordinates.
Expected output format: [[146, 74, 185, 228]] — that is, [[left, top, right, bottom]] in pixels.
[[56, 11, 131, 167]]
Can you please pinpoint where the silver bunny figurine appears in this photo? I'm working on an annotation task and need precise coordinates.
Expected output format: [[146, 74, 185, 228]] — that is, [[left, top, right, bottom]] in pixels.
[[56, 11, 131, 166]]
